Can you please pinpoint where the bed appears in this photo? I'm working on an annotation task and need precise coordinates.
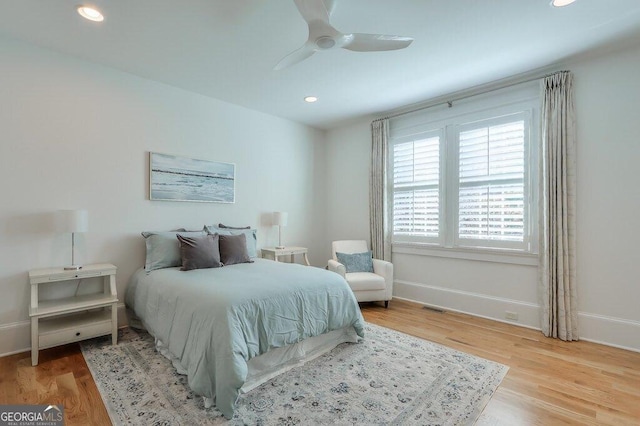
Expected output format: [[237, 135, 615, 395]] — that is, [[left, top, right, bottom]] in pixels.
[[125, 258, 365, 419]]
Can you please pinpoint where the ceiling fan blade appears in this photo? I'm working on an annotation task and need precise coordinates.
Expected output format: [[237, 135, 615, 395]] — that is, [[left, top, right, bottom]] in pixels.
[[342, 33, 413, 52], [323, 0, 337, 16], [274, 43, 316, 70], [293, 0, 330, 24]]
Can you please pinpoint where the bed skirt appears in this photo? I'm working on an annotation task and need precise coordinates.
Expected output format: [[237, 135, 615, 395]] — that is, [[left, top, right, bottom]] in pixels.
[[127, 309, 360, 408]]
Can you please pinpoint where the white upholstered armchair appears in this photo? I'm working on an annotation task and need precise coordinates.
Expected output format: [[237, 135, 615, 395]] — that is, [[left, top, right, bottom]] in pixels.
[[328, 240, 393, 308]]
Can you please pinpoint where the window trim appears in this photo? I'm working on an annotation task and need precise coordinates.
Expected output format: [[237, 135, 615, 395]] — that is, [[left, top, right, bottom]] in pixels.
[[392, 242, 539, 266], [389, 94, 539, 257]]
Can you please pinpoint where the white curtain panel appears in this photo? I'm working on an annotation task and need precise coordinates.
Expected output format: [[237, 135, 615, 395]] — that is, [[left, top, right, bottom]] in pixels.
[[370, 119, 391, 261], [539, 71, 578, 341]]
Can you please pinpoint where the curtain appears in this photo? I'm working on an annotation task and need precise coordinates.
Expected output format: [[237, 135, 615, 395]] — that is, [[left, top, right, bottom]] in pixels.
[[539, 71, 578, 341], [370, 118, 391, 261]]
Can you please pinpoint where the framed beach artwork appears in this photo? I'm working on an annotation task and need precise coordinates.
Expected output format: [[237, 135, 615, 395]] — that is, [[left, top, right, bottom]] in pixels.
[[149, 152, 235, 203]]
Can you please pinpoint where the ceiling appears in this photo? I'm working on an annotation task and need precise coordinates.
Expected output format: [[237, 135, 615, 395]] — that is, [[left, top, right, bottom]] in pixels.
[[1, 0, 640, 129]]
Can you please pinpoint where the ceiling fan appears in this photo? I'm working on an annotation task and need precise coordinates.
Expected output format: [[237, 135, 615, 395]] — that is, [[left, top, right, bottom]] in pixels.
[[274, 0, 414, 70]]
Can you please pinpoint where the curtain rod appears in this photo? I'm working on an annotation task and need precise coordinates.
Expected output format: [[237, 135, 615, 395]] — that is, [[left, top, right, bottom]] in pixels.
[[377, 70, 570, 122]]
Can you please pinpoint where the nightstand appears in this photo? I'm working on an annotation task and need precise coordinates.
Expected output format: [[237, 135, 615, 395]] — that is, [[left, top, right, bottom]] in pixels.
[[28, 263, 118, 366], [262, 247, 310, 266]]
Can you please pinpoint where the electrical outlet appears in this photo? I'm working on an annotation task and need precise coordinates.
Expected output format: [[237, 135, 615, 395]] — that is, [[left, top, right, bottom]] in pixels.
[[505, 311, 519, 321]]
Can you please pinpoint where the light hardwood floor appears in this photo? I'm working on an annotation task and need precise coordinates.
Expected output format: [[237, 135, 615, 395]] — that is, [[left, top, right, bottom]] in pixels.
[[0, 299, 638, 425]]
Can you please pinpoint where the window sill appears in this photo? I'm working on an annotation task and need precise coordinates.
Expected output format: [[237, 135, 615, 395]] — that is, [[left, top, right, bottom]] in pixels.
[[392, 242, 538, 266]]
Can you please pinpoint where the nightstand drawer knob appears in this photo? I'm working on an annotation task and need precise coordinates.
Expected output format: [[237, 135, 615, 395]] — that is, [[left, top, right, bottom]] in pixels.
[[76, 332, 81, 336]]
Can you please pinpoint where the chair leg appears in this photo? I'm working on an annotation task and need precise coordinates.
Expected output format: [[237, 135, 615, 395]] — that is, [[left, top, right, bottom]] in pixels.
[[384, 300, 389, 309]]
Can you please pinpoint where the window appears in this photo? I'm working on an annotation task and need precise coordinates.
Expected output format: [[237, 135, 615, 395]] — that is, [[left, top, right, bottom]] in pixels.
[[391, 102, 537, 254], [392, 131, 441, 243], [456, 113, 528, 250]]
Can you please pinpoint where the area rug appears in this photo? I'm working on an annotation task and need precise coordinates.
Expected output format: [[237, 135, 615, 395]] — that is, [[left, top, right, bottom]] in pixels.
[[81, 323, 508, 425]]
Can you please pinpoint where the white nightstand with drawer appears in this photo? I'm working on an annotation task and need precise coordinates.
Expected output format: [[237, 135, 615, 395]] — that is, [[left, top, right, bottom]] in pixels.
[[28, 263, 118, 366]]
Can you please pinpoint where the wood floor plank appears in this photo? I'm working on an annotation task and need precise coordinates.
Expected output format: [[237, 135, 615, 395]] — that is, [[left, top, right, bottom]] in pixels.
[[78, 374, 111, 426], [56, 372, 79, 397]]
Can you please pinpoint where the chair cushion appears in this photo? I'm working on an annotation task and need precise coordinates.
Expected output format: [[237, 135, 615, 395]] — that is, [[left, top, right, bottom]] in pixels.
[[345, 272, 386, 291]]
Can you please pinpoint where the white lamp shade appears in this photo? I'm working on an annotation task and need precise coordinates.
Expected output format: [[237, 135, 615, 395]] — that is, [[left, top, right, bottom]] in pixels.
[[273, 211, 288, 227], [58, 209, 89, 233]]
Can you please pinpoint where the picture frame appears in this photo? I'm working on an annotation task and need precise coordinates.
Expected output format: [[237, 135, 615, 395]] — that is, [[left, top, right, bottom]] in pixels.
[[149, 152, 235, 203]]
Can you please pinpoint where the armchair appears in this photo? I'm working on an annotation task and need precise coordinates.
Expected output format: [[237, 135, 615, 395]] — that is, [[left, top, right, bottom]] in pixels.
[[328, 240, 393, 308]]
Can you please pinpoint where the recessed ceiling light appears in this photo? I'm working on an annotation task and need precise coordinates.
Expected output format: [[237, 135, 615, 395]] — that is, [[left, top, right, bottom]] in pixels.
[[304, 96, 318, 103], [551, 0, 576, 7], [77, 5, 104, 22]]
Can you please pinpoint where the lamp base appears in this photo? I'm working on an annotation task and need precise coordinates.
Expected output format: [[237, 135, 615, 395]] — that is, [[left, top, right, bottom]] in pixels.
[[64, 265, 83, 270], [276, 245, 285, 249]]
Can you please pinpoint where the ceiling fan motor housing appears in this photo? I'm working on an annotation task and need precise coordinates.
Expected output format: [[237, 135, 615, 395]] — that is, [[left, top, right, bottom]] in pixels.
[[315, 36, 336, 49]]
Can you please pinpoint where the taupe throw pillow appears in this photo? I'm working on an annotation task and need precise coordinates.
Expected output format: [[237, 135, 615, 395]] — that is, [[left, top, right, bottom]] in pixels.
[[219, 233, 253, 266], [177, 233, 222, 271]]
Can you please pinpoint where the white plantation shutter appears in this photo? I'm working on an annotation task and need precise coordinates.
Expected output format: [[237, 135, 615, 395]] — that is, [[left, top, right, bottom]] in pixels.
[[393, 189, 439, 236], [392, 134, 440, 241], [458, 184, 524, 240], [457, 114, 528, 248]]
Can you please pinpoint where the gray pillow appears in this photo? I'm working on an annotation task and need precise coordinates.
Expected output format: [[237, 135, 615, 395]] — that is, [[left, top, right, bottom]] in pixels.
[[219, 233, 253, 266], [142, 230, 206, 271], [204, 225, 257, 258], [336, 251, 374, 273], [177, 233, 221, 271], [217, 223, 250, 230]]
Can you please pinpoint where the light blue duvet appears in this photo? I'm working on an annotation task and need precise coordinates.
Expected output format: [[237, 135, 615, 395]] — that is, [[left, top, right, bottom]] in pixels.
[[126, 259, 365, 418]]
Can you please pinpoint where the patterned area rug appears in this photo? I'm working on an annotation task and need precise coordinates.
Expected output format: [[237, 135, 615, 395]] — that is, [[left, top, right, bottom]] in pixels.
[[81, 323, 507, 425]]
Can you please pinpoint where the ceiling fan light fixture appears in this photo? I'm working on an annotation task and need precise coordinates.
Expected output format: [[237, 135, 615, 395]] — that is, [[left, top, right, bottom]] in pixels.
[[304, 96, 318, 103], [77, 5, 104, 22], [550, 0, 577, 7], [316, 36, 336, 50]]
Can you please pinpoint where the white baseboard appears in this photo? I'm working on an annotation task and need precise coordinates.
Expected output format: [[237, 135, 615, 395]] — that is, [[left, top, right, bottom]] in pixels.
[[0, 303, 129, 358], [394, 280, 640, 352], [0, 320, 30, 357], [394, 279, 541, 329], [578, 312, 640, 353]]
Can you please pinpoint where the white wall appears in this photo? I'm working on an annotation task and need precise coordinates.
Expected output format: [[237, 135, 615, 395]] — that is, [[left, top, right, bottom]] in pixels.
[[571, 44, 640, 350], [324, 119, 373, 261], [0, 36, 327, 356], [325, 43, 640, 352]]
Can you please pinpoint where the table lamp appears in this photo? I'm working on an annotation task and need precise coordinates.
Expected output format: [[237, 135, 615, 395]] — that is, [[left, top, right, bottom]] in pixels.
[[59, 209, 89, 270], [273, 211, 288, 249]]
